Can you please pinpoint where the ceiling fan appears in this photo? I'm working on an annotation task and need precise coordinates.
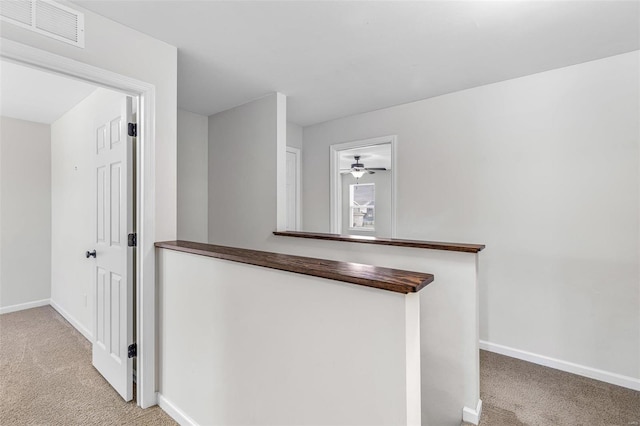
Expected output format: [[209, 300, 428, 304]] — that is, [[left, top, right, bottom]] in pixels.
[[340, 155, 387, 179]]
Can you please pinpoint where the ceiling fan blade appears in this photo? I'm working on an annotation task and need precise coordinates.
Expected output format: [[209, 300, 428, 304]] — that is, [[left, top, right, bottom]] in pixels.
[[365, 167, 387, 171]]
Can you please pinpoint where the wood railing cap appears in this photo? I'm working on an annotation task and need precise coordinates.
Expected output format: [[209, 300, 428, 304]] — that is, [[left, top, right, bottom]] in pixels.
[[155, 240, 434, 294], [273, 231, 485, 253]]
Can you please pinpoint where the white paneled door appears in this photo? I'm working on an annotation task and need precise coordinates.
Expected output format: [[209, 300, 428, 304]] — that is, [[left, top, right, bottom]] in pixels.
[[91, 95, 134, 401]]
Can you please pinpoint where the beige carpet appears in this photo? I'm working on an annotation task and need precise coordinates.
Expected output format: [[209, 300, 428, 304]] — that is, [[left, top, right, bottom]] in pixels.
[[3, 306, 639, 425], [466, 350, 640, 426], [0, 306, 176, 425]]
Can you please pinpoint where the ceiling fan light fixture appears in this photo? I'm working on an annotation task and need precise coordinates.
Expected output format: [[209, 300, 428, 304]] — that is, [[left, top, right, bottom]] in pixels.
[[351, 170, 366, 179]]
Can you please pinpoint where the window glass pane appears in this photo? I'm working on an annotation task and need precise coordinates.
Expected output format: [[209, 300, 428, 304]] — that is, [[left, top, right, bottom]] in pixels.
[[352, 183, 375, 206], [349, 183, 375, 231]]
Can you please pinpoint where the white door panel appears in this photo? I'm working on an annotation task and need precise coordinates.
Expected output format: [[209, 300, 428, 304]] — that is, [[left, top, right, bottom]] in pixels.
[[91, 95, 133, 401]]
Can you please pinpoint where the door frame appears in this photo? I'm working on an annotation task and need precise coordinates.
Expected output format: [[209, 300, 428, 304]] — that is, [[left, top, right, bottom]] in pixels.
[[329, 135, 397, 237], [285, 146, 302, 231], [0, 39, 157, 408]]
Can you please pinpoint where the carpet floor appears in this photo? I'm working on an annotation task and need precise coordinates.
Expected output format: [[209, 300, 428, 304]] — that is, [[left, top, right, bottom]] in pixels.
[[466, 350, 640, 426], [0, 306, 176, 425], [2, 306, 638, 425]]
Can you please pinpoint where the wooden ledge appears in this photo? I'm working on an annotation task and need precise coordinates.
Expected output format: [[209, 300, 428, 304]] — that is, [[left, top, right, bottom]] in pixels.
[[155, 240, 434, 294], [273, 231, 485, 253]]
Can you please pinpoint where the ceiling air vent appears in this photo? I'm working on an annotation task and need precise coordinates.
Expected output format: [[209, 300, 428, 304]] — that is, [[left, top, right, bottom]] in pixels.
[[0, 0, 84, 48]]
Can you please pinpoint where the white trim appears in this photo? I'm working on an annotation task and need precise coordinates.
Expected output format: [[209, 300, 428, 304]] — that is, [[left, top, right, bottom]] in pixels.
[[157, 393, 199, 426], [462, 399, 483, 425], [329, 135, 397, 237], [50, 299, 93, 342], [285, 146, 302, 231], [0, 299, 50, 315], [480, 340, 640, 391], [405, 293, 421, 426], [0, 38, 157, 408], [136, 81, 157, 409]]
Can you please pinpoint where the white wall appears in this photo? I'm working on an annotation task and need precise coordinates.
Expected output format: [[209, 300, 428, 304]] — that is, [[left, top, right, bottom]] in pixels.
[[0, 117, 51, 310], [1, 3, 178, 241], [158, 248, 410, 425], [50, 88, 126, 337], [287, 122, 303, 149], [208, 94, 281, 248], [302, 51, 640, 382], [178, 109, 208, 243], [201, 92, 481, 424], [263, 237, 482, 425]]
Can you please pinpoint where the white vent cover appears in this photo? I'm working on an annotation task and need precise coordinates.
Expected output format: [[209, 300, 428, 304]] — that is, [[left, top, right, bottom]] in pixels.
[[0, 0, 84, 48]]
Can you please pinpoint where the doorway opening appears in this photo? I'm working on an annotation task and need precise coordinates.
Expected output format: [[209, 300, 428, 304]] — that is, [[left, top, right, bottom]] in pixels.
[[1, 57, 137, 401], [329, 135, 397, 238], [285, 146, 301, 231], [0, 39, 157, 408]]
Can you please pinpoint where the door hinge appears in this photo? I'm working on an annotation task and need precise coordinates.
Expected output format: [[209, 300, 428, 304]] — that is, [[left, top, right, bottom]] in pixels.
[[128, 343, 137, 358], [128, 123, 137, 137], [128, 233, 137, 247]]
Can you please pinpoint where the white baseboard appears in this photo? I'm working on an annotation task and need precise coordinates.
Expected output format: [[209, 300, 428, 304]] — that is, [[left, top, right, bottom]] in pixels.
[[480, 340, 640, 391], [157, 394, 199, 426], [49, 299, 93, 343], [0, 298, 50, 315], [462, 399, 482, 425]]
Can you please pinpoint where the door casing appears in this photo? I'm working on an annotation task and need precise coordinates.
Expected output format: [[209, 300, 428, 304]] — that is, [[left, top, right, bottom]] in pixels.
[[329, 135, 398, 238]]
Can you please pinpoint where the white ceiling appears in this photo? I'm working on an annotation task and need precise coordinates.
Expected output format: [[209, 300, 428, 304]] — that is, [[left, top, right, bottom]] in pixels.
[[339, 144, 391, 170], [0, 60, 97, 124], [74, 1, 639, 126]]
